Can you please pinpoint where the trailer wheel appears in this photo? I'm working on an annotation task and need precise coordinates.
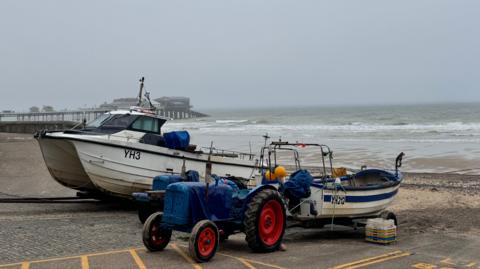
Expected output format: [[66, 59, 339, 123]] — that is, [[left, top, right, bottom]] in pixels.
[[142, 212, 171, 251], [244, 189, 286, 252], [189, 220, 219, 262], [380, 210, 398, 226]]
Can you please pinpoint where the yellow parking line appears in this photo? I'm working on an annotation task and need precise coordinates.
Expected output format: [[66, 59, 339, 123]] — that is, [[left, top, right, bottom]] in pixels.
[[331, 251, 412, 269], [345, 252, 411, 269], [0, 247, 144, 268], [218, 253, 286, 269], [129, 249, 147, 269], [466, 262, 476, 268], [171, 243, 202, 269], [81, 256, 89, 269], [20, 262, 29, 269], [237, 258, 256, 269], [330, 250, 404, 269]]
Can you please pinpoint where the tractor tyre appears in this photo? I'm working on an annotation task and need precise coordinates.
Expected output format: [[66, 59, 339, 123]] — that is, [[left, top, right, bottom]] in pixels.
[[189, 220, 219, 263], [138, 205, 156, 224], [142, 212, 171, 251], [244, 189, 286, 252]]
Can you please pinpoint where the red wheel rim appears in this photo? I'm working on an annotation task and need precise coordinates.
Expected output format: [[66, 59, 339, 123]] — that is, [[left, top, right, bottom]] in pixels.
[[197, 227, 216, 257], [150, 222, 165, 246], [259, 200, 284, 246]]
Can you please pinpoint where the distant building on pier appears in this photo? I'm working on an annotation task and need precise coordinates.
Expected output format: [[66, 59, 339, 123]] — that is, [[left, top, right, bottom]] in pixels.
[[99, 98, 138, 110], [155, 97, 191, 113], [97, 96, 207, 119]]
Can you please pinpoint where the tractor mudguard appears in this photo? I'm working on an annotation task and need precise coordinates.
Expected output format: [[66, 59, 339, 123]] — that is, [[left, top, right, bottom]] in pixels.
[[233, 184, 280, 222], [245, 184, 278, 202]]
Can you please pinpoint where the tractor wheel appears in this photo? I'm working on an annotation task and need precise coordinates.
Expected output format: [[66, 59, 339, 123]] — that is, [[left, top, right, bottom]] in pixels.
[[380, 210, 398, 226], [188, 220, 219, 263], [142, 212, 171, 251], [138, 205, 156, 224], [244, 189, 286, 252]]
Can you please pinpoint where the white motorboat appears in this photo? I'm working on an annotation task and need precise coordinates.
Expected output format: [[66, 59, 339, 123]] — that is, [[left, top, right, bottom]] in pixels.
[[36, 109, 258, 198], [35, 79, 258, 198]]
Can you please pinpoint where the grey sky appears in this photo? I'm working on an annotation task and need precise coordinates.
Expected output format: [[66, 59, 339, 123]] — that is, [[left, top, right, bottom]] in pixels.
[[0, 0, 479, 111]]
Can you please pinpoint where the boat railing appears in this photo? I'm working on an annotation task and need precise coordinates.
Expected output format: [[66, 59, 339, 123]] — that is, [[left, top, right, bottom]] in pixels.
[[200, 147, 256, 161]]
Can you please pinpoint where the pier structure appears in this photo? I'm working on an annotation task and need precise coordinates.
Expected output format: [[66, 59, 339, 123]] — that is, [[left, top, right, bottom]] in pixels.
[[0, 109, 109, 123]]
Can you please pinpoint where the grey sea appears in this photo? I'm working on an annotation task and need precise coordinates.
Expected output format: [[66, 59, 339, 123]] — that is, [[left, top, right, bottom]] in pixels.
[[165, 103, 480, 174]]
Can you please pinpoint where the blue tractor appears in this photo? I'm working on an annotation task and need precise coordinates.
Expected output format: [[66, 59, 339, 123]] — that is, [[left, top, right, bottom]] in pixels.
[[141, 177, 286, 262]]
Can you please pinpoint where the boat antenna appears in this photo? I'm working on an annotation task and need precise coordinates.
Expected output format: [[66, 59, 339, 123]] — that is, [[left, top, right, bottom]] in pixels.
[[137, 77, 145, 106]]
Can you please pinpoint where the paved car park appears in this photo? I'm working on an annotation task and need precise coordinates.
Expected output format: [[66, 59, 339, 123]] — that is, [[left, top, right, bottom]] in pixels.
[[0, 200, 478, 269]]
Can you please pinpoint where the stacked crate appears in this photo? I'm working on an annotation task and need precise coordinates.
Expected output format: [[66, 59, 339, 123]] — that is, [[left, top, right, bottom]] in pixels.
[[365, 218, 397, 244]]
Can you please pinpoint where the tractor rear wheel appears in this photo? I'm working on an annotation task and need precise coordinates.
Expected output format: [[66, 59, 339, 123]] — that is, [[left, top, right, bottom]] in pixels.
[[189, 220, 219, 262], [244, 189, 286, 252], [142, 212, 171, 251]]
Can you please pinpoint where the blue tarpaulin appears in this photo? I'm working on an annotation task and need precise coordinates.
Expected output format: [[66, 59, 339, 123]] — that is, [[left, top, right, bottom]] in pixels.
[[163, 131, 190, 150], [282, 169, 313, 200]]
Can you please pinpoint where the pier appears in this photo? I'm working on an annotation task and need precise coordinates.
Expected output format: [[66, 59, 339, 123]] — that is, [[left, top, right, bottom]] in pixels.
[[0, 108, 208, 133], [0, 108, 207, 123]]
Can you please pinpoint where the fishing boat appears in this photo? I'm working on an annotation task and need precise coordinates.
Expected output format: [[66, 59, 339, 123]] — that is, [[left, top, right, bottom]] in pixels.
[[35, 79, 258, 198], [260, 141, 404, 224]]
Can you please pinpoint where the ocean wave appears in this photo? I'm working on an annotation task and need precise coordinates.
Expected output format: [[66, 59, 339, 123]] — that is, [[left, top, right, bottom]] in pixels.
[[166, 121, 480, 136], [215, 119, 249, 124]]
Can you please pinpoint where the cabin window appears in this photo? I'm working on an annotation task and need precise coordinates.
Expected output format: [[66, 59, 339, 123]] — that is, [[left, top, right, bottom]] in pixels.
[[131, 116, 160, 133], [86, 114, 112, 128], [101, 114, 137, 129]]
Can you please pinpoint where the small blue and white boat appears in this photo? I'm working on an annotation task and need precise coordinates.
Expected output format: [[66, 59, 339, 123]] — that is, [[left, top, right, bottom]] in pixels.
[[259, 142, 404, 226]]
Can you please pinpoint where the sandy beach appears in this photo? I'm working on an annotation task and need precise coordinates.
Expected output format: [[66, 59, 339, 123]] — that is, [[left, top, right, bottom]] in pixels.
[[1, 132, 479, 237]]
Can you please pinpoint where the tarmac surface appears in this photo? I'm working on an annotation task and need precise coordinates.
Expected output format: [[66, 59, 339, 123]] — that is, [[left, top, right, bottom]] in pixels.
[[0, 201, 479, 269]]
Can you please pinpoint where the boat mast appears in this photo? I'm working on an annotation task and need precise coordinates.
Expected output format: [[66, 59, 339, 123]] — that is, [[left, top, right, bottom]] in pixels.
[[137, 77, 145, 106]]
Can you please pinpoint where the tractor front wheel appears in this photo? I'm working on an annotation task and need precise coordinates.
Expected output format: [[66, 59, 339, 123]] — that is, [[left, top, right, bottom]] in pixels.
[[142, 212, 171, 251], [244, 189, 286, 252], [189, 220, 219, 262]]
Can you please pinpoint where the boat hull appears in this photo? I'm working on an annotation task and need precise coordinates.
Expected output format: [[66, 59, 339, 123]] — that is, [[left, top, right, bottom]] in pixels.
[[73, 140, 257, 198], [36, 137, 95, 191], [295, 184, 400, 220]]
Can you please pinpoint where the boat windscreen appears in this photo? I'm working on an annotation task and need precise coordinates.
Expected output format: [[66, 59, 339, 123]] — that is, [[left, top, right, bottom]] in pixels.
[[86, 114, 112, 128], [101, 114, 138, 129]]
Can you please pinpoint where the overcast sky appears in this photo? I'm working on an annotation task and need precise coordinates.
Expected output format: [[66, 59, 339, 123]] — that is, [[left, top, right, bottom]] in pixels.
[[0, 0, 479, 111]]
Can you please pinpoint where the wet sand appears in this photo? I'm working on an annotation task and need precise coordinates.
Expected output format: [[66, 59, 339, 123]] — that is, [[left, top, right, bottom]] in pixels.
[[1, 132, 480, 237]]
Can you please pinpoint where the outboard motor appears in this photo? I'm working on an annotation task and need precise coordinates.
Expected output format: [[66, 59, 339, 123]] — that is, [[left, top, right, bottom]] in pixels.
[[395, 152, 405, 176]]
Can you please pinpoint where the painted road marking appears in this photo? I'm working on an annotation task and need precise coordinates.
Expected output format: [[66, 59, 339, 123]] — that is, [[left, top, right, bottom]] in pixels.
[[237, 258, 256, 269], [218, 253, 286, 269], [440, 258, 455, 266], [130, 249, 147, 269], [171, 243, 202, 269], [81, 256, 89, 269], [330, 250, 412, 269], [0, 247, 143, 268]]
